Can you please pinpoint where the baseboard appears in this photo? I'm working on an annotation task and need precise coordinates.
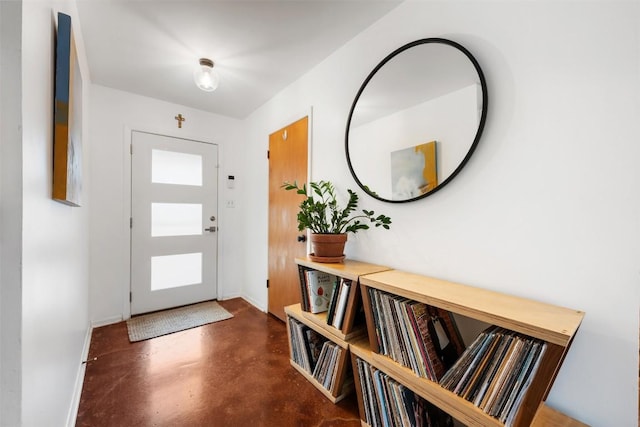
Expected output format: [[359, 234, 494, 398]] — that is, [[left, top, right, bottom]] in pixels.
[[91, 315, 123, 328], [66, 323, 92, 427], [217, 292, 241, 301]]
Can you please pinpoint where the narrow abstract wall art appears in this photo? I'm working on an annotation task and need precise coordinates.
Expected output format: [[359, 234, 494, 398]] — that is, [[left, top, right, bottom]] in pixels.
[[53, 12, 82, 206], [390, 141, 438, 200]]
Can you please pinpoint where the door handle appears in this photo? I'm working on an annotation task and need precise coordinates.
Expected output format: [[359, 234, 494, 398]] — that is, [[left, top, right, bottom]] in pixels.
[[204, 226, 217, 233], [297, 235, 306, 242]]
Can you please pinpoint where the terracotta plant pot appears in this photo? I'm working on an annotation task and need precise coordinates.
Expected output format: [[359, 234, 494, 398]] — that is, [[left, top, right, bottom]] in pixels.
[[309, 233, 347, 262]]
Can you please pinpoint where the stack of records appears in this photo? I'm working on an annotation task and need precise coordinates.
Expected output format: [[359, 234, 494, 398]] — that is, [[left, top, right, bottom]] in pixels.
[[288, 317, 328, 373], [368, 287, 466, 381], [439, 326, 547, 425], [297, 266, 338, 314], [355, 357, 453, 427]]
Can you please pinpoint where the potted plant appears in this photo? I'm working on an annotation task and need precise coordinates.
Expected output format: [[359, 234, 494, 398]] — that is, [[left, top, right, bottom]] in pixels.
[[282, 180, 391, 262]]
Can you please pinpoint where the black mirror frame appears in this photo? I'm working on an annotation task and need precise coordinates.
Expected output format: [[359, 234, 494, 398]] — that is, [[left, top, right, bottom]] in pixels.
[[345, 38, 488, 203]]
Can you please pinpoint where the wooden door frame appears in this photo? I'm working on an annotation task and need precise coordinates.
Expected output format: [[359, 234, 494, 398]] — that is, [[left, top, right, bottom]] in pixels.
[[122, 125, 220, 320]]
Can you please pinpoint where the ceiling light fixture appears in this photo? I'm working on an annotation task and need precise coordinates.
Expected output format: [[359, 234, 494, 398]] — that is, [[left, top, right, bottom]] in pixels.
[[194, 58, 219, 92]]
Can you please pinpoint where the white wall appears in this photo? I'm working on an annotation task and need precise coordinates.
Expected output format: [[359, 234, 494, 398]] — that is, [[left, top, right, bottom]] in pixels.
[[88, 85, 245, 324], [0, 1, 23, 425], [242, 2, 640, 425], [20, 1, 92, 426]]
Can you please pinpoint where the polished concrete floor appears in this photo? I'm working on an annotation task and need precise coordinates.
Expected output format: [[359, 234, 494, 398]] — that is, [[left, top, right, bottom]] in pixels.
[[76, 298, 361, 427]]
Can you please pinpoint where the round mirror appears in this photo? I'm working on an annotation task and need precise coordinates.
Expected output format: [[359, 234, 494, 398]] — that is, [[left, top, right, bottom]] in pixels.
[[345, 38, 488, 203]]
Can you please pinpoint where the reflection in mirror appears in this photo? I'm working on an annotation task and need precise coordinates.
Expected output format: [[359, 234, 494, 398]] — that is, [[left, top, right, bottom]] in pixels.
[[346, 38, 487, 203]]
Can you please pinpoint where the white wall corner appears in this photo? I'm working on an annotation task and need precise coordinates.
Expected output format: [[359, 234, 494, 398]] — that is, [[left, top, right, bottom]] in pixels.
[[65, 323, 93, 427], [240, 295, 267, 313]]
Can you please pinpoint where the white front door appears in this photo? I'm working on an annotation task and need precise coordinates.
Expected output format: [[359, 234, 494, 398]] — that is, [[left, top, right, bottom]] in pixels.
[[131, 131, 218, 315]]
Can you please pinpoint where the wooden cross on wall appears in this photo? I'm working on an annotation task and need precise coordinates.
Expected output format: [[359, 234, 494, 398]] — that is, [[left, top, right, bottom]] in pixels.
[[175, 113, 186, 128]]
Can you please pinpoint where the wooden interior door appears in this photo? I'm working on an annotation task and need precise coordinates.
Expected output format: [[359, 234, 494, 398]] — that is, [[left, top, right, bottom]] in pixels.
[[268, 116, 309, 321]]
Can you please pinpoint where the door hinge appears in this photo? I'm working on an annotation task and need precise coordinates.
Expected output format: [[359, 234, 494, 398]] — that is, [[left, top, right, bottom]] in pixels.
[[130, 217, 133, 228], [267, 150, 270, 159], [130, 144, 133, 155], [129, 292, 132, 302], [266, 279, 269, 289]]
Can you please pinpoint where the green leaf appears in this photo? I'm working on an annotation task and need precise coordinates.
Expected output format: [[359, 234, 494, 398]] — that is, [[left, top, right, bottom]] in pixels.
[[281, 180, 392, 234]]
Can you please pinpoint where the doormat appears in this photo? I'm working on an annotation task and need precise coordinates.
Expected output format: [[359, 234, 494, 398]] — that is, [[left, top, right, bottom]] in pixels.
[[126, 300, 233, 342]]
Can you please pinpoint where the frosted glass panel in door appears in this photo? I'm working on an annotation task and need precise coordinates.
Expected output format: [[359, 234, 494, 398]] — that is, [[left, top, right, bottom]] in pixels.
[[152, 149, 202, 186], [151, 253, 202, 290], [151, 203, 202, 236]]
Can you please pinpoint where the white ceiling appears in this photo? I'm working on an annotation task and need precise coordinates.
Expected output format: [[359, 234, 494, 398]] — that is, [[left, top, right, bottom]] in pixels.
[[76, 1, 402, 119]]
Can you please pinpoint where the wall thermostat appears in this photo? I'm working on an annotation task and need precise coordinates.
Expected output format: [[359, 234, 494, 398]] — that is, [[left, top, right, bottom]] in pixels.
[[227, 175, 235, 189]]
